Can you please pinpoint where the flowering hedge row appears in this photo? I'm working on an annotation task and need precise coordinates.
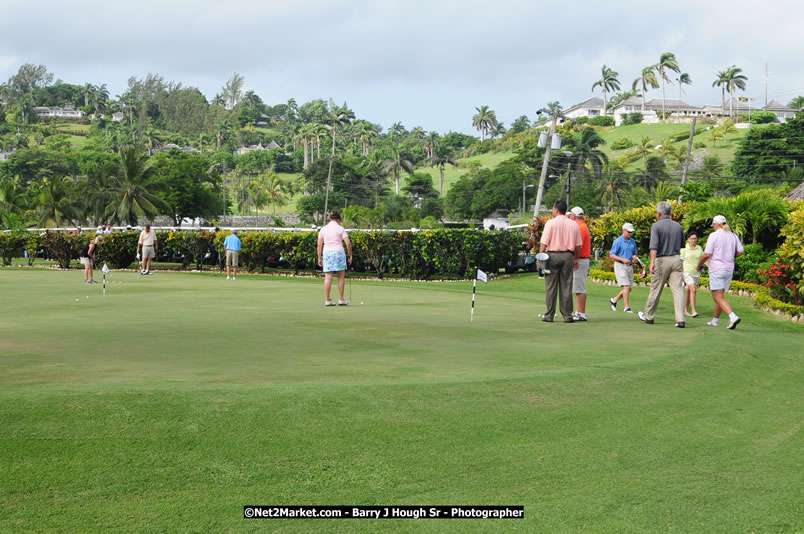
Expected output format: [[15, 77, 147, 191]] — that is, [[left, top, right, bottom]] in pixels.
[[0, 229, 522, 280]]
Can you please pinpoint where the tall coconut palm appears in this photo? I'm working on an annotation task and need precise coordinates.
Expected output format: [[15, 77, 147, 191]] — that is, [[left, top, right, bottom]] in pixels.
[[472, 106, 497, 142], [724, 65, 748, 117], [105, 147, 169, 225], [81, 83, 95, 108], [323, 99, 355, 219], [429, 154, 458, 196], [632, 66, 660, 113], [591, 65, 621, 115], [312, 123, 327, 162], [677, 73, 692, 112], [712, 69, 729, 110], [424, 131, 439, 161], [93, 83, 109, 114], [655, 52, 680, 121], [383, 147, 414, 195]]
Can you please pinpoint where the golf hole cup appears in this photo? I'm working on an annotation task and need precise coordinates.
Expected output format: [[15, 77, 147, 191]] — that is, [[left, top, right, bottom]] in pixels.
[[535, 252, 551, 274]]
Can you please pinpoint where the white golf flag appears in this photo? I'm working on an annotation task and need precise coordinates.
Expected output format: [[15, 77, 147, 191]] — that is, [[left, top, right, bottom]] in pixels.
[[476, 269, 488, 283], [102, 263, 110, 274]]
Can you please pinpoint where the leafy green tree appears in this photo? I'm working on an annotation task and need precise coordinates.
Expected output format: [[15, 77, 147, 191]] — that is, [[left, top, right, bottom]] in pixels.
[[591, 65, 620, 115], [789, 96, 804, 110], [403, 172, 438, 199], [382, 146, 414, 195], [221, 72, 245, 110], [151, 151, 220, 225], [564, 127, 608, 179], [323, 100, 355, 219], [655, 52, 680, 121], [732, 115, 804, 178]]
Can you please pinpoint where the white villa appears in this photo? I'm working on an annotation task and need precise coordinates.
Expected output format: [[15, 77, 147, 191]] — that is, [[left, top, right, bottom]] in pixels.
[[763, 100, 798, 123], [33, 106, 84, 119], [0, 148, 16, 161], [234, 141, 280, 155], [563, 97, 605, 121], [566, 95, 800, 125]]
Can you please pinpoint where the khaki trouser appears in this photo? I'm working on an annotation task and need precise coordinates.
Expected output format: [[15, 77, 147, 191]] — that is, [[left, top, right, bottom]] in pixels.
[[644, 255, 685, 323], [544, 251, 574, 321]]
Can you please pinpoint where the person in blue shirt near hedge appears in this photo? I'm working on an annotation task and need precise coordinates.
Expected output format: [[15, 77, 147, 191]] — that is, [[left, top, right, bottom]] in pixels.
[[224, 230, 241, 280], [609, 222, 639, 313]]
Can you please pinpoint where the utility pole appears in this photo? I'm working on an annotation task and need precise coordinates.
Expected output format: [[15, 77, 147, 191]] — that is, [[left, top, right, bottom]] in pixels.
[[679, 116, 696, 204], [533, 105, 568, 218], [565, 160, 572, 206]]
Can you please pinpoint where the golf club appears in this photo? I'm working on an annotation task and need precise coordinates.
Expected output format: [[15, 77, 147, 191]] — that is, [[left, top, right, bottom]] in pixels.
[[634, 257, 647, 279], [535, 252, 551, 274]]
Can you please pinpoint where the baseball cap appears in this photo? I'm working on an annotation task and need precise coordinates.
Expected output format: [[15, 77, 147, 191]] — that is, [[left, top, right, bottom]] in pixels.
[[570, 206, 584, 217], [712, 215, 727, 226], [622, 223, 635, 232]]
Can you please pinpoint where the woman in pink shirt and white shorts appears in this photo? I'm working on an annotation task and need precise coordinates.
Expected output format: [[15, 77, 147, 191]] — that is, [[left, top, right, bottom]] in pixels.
[[317, 211, 353, 306]]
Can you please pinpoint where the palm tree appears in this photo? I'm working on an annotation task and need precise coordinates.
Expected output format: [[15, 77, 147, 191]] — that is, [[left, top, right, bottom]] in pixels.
[[429, 154, 458, 196], [632, 66, 660, 113], [677, 73, 692, 112], [671, 144, 687, 170], [489, 122, 507, 139], [712, 69, 729, 111], [424, 131, 439, 161], [591, 65, 621, 115], [657, 136, 675, 164], [215, 120, 232, 150], [81, 83, 95, 108], [710, 126, 724, 146], [93, 83, 109, 114], [655, 52, 680, 121], [34, 176, 79, 227], [635, 136, 655, 169], [312, 123, 327, 162], [356, 121, 378, 156], [383, 147, 414, 195], [720, 118, 737, 141], [472, 106, 497, 142], [567, 127, 608, 179], [105, 147, 169, 225], [323, 99, 355, 219], [724, 65, 748, 117], [263, 173, 288, 215], [788, 96, 804, 110]]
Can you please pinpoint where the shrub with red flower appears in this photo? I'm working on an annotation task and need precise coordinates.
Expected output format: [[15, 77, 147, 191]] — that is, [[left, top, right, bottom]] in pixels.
[[758, 258, 801, 305]]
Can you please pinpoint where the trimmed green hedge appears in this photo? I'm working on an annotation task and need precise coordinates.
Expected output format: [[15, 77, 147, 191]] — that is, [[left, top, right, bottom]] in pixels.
[[2, 229, 521, 280]]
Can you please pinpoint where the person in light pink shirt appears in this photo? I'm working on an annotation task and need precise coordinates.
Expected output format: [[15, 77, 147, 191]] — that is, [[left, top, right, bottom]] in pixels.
[[317, 211, 353, 306], [699, 215, 744, 329], [538, 200, 583, 323]]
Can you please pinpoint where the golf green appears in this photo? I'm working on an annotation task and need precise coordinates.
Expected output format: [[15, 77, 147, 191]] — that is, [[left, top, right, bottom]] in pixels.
[[1, 269, 801, 532]]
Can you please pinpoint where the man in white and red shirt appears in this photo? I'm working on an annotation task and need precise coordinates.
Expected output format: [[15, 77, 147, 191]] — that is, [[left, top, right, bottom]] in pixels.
[[539, 200, 583, 323]]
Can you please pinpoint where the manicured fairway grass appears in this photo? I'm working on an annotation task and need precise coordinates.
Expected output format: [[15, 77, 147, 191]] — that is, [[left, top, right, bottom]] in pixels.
[[1, 269, 802, 532]]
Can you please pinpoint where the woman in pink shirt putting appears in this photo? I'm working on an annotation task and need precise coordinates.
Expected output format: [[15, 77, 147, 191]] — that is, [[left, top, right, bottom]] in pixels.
[[317, 211, 353, 306]]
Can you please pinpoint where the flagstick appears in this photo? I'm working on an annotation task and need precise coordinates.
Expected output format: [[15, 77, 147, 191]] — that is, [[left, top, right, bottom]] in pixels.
[[471, 267, 477, 322], [103, 271, 106, 296]]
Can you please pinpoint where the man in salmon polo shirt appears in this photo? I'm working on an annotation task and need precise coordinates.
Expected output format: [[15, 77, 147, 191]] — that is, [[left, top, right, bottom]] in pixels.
[[539, 200, 583, 323]]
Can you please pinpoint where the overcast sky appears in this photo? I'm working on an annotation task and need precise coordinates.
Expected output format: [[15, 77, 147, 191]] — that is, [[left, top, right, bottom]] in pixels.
[[2, 0, 803, 135]]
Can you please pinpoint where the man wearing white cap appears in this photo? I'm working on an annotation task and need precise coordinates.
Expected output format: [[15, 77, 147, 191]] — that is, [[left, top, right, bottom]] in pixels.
[[568, 206, 591, 321], [609, 222, 639, 313], [698, 215, 744, 329], [638, 201, 686, 327]]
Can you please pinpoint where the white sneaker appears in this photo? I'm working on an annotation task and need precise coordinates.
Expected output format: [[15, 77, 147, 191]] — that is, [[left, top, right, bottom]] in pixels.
[[707, 320, 719, 327], [232, 277, 236, 280], [728, 316, 741, 330], [338, 299, 348, 306], [226, 276, 230, 280], [624, 307, 633, 313], [325, 300, 336, 307]]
